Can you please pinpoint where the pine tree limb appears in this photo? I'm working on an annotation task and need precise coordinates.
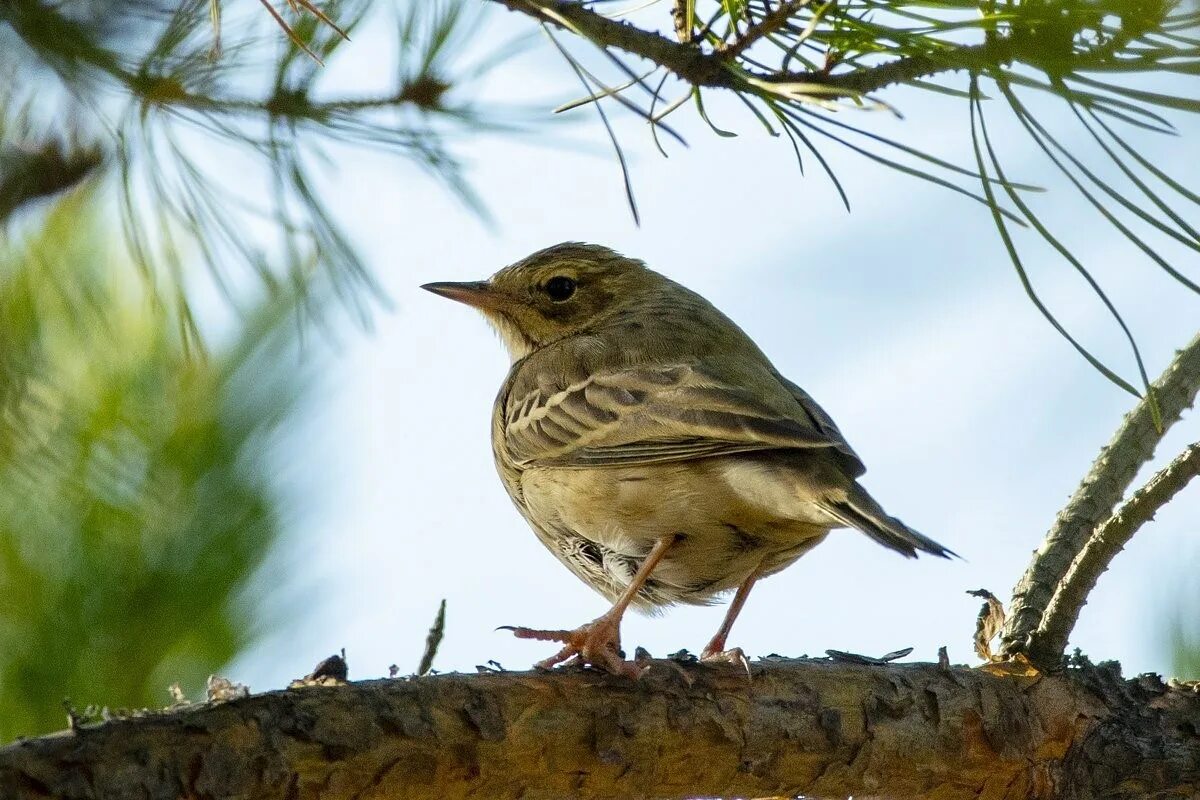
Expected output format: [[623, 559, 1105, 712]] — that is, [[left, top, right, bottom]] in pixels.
[[1028, 442, 1200, 667], [489, 0, 1012, 99], [1, 658, 1197, 799], [1000, 331, 1200, 664]]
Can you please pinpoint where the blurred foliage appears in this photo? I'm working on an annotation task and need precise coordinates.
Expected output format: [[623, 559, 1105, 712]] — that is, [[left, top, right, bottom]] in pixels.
[[0, 191, 305, 741], [0, 0, 526, 339], [1173, 639, 1200, 679], [1170, 595, 1200, 679], [0, 0, 530, 744]]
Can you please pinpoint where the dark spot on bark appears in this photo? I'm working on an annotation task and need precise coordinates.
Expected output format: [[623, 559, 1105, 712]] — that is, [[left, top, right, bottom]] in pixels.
[[186, 754, 204, 796], [818, 708, 843, 747], [592, 710, 634, 767], [322, 743, 353, 761], [618, 475, 647, 483], [977, 683, 1032, 758], [275, 706, 319, 742], [865, 686, 912, 724], [378, 694, 435, 738], [464, 691, 506, 742], [922, 687, 942, 726]]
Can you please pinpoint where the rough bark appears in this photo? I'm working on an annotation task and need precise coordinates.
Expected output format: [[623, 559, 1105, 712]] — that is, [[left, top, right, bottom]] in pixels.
[[1032, 442, 1200, 665], [2, 658, 1197, 800], [1001, 331, 1200, 663]]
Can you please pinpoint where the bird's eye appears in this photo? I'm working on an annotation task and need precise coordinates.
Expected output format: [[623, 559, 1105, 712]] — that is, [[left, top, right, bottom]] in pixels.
[[544, 275, 577, 302]]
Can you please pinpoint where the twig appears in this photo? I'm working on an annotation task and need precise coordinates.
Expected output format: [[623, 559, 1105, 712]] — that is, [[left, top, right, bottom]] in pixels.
[[256, 0, 324, 65], [967, 589, 1005, 661], [1028, 442, 1200, 667], [490, 0, 1010, 100], [289, 0, 351, 41], [417, 599, 447, 676], [1000, 331, 1200, 661], [721, 0, 812, 60], [0, 139, 104, 223], [257, 0, 350, 65], [672, 0, 690, 43]]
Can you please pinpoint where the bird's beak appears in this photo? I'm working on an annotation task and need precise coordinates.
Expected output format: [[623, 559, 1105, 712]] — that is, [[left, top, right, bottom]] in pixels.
[[420, 280, 503, 311]]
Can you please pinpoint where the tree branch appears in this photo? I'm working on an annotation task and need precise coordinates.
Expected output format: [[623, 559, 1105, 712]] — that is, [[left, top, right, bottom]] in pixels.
[[489, 0, 1008, 99], [1000, 331, 1200, 664], [1029, 442, 1200, 666], [720, 0, 812, 60], [2, 659, 1198, 799]]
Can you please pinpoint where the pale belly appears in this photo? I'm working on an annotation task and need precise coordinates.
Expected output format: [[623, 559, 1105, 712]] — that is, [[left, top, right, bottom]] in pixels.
[[517, 454, 837, 609]]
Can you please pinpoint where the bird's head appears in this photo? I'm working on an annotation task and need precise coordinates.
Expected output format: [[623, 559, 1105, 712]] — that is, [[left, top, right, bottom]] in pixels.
[[422, 242, 661, 360]]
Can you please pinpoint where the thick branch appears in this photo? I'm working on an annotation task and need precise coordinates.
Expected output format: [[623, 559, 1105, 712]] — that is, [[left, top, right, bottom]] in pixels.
[[2, 659, 1198, 799], [1001, 331, 1200, 662], [1030, 442, 1200, 665], [490, 0, 1005, 98]]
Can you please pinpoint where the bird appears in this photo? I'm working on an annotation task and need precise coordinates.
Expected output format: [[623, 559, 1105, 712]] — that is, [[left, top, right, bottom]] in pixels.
[[422, 242, 954, 676]]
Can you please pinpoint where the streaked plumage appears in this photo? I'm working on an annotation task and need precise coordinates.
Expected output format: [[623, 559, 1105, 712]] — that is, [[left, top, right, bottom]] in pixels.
[[424, 242, 953, 672]]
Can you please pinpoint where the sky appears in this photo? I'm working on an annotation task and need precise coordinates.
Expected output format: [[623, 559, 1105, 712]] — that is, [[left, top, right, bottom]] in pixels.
[[229, 3, 1200, 689]]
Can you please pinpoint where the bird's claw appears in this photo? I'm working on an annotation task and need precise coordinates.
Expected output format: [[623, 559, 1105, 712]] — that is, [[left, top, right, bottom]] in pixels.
[[503, 616, 641, 677], [700, 646, 752, 677]]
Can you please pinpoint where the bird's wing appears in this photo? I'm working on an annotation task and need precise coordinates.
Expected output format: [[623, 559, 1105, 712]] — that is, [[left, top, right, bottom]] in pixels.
[[503, 362, 858, 469], [773, 372, 866, 477]]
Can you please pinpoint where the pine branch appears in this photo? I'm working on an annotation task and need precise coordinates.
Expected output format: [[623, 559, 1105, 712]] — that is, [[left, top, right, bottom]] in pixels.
[[0, 139, 103, 223], [489, 0, 1011, 99], [1, 659, 1198, 799], [1000, 331, 1200, 665], [1029, 442, 1200, 667]]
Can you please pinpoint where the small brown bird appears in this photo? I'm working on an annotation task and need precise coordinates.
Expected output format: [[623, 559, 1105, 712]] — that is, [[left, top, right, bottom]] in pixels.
[[423, 243, 953, 675]]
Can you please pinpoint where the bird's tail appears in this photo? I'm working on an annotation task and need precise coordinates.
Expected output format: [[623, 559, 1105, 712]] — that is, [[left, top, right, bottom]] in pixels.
[[824, 482, 956, 559]]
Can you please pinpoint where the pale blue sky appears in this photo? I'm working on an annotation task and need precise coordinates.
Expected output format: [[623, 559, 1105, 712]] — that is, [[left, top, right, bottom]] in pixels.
[[230, 3, 1199, 688]]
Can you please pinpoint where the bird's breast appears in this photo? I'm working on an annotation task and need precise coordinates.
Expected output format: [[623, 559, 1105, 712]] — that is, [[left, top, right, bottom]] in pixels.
[[514, 455, 834, 608]]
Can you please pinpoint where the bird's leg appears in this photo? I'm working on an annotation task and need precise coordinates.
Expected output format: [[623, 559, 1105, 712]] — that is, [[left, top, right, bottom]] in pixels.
[[701, 566, 763, 666], [505, 534, 679, 677]]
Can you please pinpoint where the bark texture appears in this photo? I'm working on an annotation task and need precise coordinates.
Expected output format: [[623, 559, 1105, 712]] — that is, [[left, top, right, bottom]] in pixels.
[[1002, 330, 1200, 663], [2, 658, 1197, 800]]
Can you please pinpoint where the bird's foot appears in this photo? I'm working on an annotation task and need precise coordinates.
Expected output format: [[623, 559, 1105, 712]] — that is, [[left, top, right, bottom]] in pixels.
[[501, 615, 639, 677], [700, 645, 752, 677]]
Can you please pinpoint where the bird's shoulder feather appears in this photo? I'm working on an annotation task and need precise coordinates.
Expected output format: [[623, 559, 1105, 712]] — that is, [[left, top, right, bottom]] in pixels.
[[497, 336, 863, 474]]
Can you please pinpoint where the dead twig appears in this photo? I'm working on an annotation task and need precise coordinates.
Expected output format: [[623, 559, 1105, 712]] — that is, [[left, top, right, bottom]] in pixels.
[[967, 589, 1005, 661], [418, 599, 447, 676], [254, 0, 349, 66]]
